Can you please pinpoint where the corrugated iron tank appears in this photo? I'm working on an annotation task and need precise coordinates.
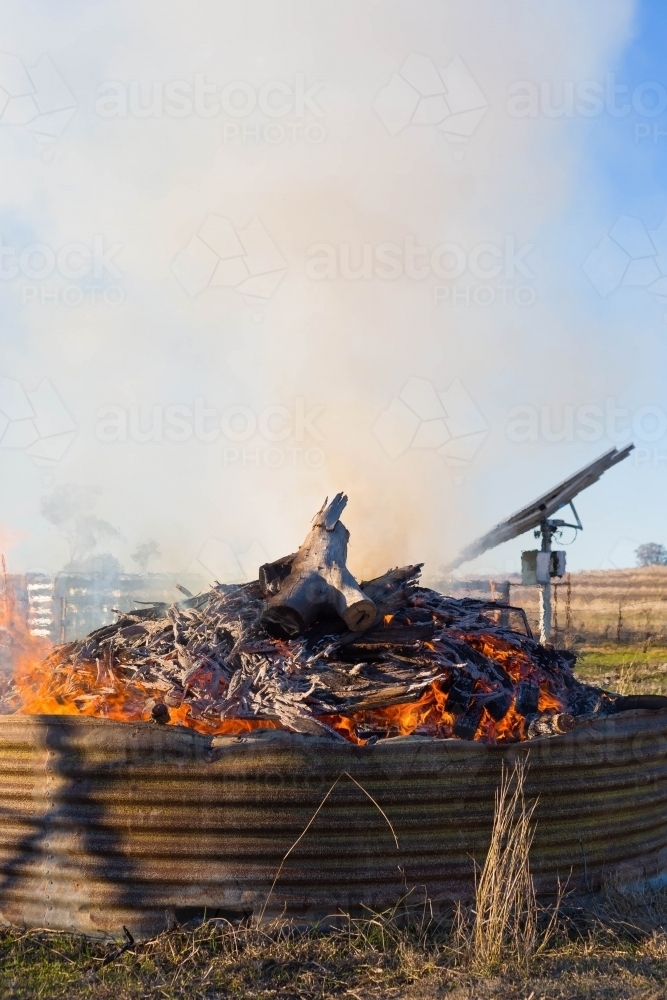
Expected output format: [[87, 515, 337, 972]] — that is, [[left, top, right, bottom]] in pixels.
[[0, 711, 666, 939]]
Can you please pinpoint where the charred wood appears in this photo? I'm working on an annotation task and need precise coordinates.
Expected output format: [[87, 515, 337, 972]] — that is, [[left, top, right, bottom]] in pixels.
[[446, 675, 475, 715], [526, 712, 576, 739], [453, 704, 484, 740], [360, 565, 423, 609], [486, 691, 512, 722], [2, 532, 625, 745], [515, 680, 540, 716], [259, 552, 297, 597], [150, 702, 170, 725], [260, 494, 376, 638]]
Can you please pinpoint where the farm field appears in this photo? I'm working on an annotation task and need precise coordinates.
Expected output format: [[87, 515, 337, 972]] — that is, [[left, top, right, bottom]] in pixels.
[[511, 566, 667, 702], [508, 565, 667, 648], [577, 643, 667, 697]]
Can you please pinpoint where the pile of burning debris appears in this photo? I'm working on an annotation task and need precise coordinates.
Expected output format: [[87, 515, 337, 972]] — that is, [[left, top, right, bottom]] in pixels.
[[1, 495, 661, 744]]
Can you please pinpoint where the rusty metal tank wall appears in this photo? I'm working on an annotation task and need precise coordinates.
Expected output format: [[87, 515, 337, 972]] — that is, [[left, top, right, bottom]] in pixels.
[[0, 711, 666, 938]]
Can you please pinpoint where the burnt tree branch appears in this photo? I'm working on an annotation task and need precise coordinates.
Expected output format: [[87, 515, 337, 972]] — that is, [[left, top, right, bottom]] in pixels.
[[259, 493, 376, 638]]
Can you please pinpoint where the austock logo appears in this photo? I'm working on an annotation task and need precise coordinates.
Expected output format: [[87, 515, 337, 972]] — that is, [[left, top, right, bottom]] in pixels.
[[583, 213, 667, 313], [602, 538, 641, 570], [373, 52, 488, 158], [95, 398, 324, 444], [95, 398, 326, 470], [304, 235, 536, 307], [373, 377, 488, 474], [95, 74, 323, 121], [94, 73, 326, 147], [0, 53, 76, 158], [506, 398, 667, 445], [0, 376, 76, 467], [0, 235, 124, 307], [507, 74, 667, 135], [171, 215, 287, 300]]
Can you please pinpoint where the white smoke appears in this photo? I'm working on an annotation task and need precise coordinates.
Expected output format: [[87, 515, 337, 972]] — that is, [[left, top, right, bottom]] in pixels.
[[0, 0, 645, 580]]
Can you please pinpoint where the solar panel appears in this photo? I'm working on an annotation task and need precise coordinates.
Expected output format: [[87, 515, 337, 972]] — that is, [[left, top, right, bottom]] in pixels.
[[444, 444, 634, 570]]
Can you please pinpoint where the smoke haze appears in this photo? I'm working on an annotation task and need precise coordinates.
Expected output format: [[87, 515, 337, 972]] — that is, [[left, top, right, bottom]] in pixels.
[[3, 0, 663, 583]]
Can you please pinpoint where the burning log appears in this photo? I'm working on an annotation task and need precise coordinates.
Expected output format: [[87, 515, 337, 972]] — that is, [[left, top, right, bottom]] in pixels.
[[526, 712, 576, 739], [515, 680, 540, 716], [259, 494, 376, 637], [485, 691, 512, 722], [150, 702, 170, 725], [446, 675, 475, 715], [453, 704, 484, 740]]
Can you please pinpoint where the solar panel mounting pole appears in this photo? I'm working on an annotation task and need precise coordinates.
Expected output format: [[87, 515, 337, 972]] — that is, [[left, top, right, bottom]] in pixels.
[[538, 519, 552, 644]]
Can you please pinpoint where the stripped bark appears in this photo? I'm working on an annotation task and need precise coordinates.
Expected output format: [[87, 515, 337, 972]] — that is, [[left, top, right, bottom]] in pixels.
[[259, 494, 376, 637]]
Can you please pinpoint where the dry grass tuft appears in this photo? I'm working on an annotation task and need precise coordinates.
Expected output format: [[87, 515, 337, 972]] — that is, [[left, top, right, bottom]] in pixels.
[[454, 757, 561, 977], [471, 758, 537, 971]]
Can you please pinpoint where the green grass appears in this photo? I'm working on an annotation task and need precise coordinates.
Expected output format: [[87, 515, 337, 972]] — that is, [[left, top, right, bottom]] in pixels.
[[575, 643, 667, 697]]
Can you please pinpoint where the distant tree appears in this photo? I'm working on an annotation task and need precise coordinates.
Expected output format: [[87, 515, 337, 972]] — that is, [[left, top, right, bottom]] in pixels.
[[636, 542, 667, 567], [131, 540, 161, 574], [41, 485, 122, 566]]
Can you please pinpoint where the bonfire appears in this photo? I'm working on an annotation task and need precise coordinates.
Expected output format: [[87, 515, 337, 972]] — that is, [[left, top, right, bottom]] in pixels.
[[0, 495, 656, 744]]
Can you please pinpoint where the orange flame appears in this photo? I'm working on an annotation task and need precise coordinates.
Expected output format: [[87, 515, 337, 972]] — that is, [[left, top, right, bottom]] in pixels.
[[11, 648, 280, 736], [0, 589, 279, 737], [323, 627, 567, 744], [323, 681, 456, 744]]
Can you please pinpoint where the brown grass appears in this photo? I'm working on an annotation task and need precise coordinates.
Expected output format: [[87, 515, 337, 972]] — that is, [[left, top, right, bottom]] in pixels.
[[3, 892, 667, 999], [458, 758, 542, 974], [509, 565, 667, 646]]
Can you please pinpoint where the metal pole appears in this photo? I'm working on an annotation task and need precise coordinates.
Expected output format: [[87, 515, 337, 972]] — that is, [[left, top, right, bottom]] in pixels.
[[539, 521, 551, 644]]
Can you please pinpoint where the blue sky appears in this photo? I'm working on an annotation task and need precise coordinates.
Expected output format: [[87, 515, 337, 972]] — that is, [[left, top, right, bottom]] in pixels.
[[604, 0, 667, 204], [463, 0, 667, 577]]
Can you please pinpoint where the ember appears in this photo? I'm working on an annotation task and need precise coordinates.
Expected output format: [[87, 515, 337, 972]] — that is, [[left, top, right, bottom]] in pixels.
[[0, 494, 651, 743]]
